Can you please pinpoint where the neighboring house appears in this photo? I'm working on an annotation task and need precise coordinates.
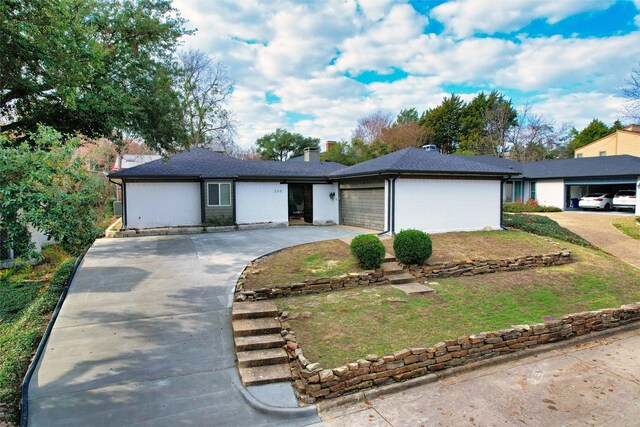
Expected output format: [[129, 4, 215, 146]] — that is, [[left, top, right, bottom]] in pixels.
[[574, 125, 640, 158], [108, 147, 516, 234], [470, 155, 640, 215]]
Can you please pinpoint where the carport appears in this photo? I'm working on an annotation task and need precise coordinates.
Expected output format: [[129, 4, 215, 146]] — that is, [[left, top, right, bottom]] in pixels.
[[565, 176, 637, 210]]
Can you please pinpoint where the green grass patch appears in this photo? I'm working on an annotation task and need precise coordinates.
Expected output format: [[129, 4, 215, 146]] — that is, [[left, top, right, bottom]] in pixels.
[[243, 240, 362, 289], [612, 216, 640, 241], [276, 242, 640, 367], [0, 248, 73, 423], [503, 214, 591, 247], [503, 202, 562, 213]]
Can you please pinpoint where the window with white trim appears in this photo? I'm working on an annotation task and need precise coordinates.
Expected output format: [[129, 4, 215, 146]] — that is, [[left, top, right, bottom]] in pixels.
[[207, 183, 231, 206]]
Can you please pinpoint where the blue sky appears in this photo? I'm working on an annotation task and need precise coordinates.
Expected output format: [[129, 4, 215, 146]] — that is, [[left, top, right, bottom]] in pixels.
[[173, 0, 640, 148]]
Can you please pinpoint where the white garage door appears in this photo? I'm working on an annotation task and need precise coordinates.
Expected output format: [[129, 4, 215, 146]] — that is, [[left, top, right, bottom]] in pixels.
[[125, 182, 201, 229]]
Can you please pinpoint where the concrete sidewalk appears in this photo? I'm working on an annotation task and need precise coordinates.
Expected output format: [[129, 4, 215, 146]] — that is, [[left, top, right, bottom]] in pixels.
[[319, 327, 640, 426], [537, 212, 640, 269], [27, 226, 362, 426]]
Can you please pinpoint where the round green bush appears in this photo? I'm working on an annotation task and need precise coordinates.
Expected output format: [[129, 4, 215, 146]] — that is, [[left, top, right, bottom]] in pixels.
[[393, 229, 432, 265], [349, 234, 386, 269]]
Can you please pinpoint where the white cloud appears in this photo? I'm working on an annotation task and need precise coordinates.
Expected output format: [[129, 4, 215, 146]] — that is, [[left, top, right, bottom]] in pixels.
[[494, 33, 640, 91], [431, 0, 615, 38], [172, 0, 638, 148], [530, 91, 624, 129]]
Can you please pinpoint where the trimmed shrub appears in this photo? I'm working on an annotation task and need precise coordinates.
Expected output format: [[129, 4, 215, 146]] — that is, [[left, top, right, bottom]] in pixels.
[[350, 234, 385, 269], [503, 202, 562, 213], [503, 214, 591, 247], [393, 229, 432, 265]]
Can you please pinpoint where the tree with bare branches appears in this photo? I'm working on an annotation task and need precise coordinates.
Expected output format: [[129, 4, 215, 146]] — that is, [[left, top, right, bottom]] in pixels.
[[178, 49, 235, 150], [352, 111, 393, 145], [623, 63, 640, 122]]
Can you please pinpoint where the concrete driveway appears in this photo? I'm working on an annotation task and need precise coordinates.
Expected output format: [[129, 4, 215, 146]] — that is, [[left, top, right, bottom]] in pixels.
[[27, 226, 362, 426], [536, 211, 640, 269], [319, 327, 640, 426]]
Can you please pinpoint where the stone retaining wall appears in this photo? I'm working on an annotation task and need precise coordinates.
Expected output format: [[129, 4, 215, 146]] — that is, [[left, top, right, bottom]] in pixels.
[[235, 270, 388, 301], [405, 250, 571, 279], [284, 302, 640, 404], [235, 250, 571, 301]]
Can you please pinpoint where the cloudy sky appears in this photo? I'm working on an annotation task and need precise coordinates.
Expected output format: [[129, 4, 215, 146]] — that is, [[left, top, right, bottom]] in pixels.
[[172, 0, 640, 148]]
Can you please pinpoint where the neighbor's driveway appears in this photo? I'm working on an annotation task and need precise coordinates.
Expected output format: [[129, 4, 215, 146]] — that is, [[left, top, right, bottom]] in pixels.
[[536, 211, 640, 269], [27, 226, 362, 426]]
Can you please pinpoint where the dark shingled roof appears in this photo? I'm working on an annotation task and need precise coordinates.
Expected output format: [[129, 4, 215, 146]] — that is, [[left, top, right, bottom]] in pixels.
[[521, 155, 640, 179], [329, 147, 517, 178], [108, 147, 345, 179], [468, 154, 640, 179]]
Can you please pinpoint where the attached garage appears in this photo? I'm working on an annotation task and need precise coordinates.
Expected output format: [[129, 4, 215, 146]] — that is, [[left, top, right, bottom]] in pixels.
[[339, 180, 385, 231], [125, 182, 201, 229]]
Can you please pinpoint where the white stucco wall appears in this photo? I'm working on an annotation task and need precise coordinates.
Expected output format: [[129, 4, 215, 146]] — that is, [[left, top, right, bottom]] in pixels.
[[536, 179, 565, 210], [236, 182, 288, 224], [29, 225, 53, 253], [393, 178, 502, 233], [312, 183, 339, 225], [126, 182, 201, 229]]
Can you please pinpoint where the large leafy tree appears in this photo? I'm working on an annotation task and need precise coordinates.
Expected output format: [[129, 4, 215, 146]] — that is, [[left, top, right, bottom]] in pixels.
[[0, 126, 104, 258], [419, 94, 465, 154], [458, 91, 517, 156], [1, 0, 189, 152], [255, 128, 320, 161]]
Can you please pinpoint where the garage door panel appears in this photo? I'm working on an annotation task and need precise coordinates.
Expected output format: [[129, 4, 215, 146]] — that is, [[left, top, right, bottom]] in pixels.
[[126, 182, 201, 229], [340, 188, 384, 230]]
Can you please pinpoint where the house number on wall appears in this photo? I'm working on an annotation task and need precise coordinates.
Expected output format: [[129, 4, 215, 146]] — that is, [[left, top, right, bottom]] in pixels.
[[274, 189, 283, 193]]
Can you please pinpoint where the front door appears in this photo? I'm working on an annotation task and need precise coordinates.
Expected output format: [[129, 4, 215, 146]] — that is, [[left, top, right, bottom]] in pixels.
[[303, 184, 313, 223]]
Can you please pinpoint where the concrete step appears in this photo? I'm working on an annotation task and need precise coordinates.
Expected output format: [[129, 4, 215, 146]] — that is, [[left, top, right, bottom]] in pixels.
[[235, 334, 285, 351], [238, 363, 291, 386], [388, 273, 415, 284], [232, 300, 279, 320], [233, 317, 281, 337], [392, 283, 436, 295], [381, 261, 403, 275], [237, 348, 288, 368], [384, 253, 397, 262]]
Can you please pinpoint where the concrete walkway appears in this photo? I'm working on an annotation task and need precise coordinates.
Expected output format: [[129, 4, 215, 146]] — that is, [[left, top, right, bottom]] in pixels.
[[538, 212, 640, 269], [319, 327, 640, 426], [27, 226, 362, 426]]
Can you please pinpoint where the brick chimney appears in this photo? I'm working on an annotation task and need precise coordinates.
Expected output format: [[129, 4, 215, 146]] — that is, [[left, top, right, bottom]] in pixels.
[[325, 140, 336, 153]]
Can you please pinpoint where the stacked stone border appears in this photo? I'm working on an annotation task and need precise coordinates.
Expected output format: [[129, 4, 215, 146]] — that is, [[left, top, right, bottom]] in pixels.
[[404, 250, 571, 279], [281, 302, 640, 404], [235, 250, 571, 301]]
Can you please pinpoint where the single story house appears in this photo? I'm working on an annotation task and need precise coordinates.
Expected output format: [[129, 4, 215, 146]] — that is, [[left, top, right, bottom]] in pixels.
[[470, 155, 640, 214], [108, 147, 517, 234]]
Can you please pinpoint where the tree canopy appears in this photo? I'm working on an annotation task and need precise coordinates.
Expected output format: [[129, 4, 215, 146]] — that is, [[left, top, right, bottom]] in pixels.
[[1, 0, 190, 152], [0, 126, 104, 258], [255, 128, 320, 161], [566, 119, 614, 156]]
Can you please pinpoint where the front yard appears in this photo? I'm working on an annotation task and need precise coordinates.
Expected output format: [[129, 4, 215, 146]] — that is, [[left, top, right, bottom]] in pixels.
[[242, 230, 561, 289], [273, 236, 640, 367], [612, 216, 640, 240]]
